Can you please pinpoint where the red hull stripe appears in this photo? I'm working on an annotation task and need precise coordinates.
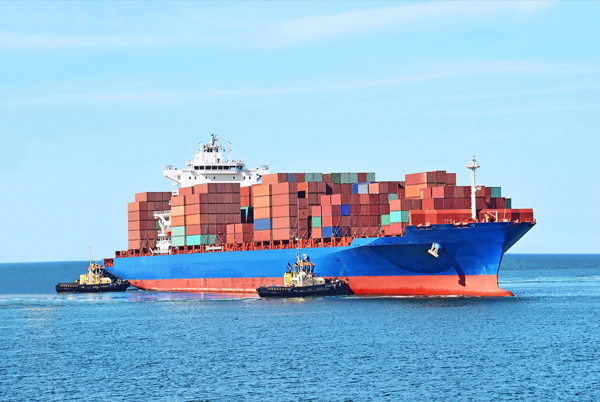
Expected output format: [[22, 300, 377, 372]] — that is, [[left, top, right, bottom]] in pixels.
[[130, 275, 513, 297]]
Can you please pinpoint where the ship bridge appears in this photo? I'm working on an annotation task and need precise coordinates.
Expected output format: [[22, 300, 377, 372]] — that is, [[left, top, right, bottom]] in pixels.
[[163, 134, 268, 194]]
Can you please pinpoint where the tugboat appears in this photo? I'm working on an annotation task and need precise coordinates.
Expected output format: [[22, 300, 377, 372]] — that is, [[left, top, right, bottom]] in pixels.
[[56, 247, 130, 294], [257, 252, 353, 298]]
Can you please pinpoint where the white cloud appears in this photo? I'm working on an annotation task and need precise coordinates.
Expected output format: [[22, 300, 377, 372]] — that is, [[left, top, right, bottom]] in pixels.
[[0, 1, 554, 50], [5, 59, 597, 107], [258, 1, 553, 48]]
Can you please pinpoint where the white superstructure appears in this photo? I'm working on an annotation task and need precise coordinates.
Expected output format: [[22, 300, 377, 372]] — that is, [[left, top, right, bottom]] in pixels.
[[163, 134, 269, 195]]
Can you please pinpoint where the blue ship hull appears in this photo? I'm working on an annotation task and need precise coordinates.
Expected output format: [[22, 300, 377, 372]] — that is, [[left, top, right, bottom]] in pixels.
[[108, 222, 534, 296]]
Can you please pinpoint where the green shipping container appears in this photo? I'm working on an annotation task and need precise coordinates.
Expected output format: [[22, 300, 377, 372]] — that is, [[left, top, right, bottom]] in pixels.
[[340, 173, 350, 184], [155, 220, 161, 230], [305, 173, 314, 182], [312, 216, 322, 228], [505, 198, 512, 209], [388, 193, 398, 201], [331, 173, 341, 184], [491, 187, 502, 198], [171, 226, 186, 237], [381, 214, 391, 226], [186, 235, 201, 246], [390, 210, 409, 223], [171, 235, 185, 247], [366, 172, 376, 182], [313, 173, 323, 182], [349, 173, 358, 183], [199, 234, 217, 245]]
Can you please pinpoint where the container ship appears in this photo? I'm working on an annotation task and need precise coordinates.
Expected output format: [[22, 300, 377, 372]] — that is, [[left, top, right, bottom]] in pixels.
[[104, 134, 535, 297]]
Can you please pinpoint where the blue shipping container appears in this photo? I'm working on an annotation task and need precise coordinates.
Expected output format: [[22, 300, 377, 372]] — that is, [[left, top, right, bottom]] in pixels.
[[341, 205, 351, 216], [254, 218, 271, 231]]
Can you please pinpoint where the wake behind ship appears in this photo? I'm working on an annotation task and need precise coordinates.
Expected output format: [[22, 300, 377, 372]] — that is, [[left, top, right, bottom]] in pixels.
[[104, 134, 535, 297]]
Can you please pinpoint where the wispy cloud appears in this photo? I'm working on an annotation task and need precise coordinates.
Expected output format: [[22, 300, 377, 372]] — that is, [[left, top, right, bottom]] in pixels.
[[257, 1, 553, 48], [5, 59, 597, 107], [0, 1, 554, 51]]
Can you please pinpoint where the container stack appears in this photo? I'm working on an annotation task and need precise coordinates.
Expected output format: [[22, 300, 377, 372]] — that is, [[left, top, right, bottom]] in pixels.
[[127, 192, 171, 250], [170, 183, 242, 248], [125, 168, 532, 251]]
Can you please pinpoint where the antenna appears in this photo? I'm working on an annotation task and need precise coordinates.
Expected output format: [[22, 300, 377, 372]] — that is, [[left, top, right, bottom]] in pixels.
[[464, 156, 481, 220], [88, 245, 93, 264]]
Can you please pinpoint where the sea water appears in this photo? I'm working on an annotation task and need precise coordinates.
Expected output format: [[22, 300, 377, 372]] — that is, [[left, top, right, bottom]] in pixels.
[[1, 255, 599, 401]]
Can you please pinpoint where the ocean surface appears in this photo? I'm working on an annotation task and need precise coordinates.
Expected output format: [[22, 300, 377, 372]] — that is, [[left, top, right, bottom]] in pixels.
[[1, 254, 599, 401]]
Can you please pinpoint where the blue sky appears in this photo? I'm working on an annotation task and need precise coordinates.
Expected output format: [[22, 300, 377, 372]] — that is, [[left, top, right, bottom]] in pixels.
[[1, 1, 598, 262]]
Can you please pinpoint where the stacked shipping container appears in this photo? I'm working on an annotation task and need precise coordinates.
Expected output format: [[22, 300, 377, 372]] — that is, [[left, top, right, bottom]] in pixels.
[[127, 192, 171, 250], [125, 171, 532, 251]]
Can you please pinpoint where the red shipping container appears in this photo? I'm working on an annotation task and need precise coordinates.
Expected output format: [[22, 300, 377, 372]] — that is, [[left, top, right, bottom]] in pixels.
[[299, 208, 308, 219], [378, 194, 388, 205], [359, 194, 370, 204], [298, 219, 309, 230], [423, 198, 435, 210], [307, 194, 319, 205], [445, 173, 456, 185], [272, 193, 298, 206], [298, 198, 308, 209], [241, 197, 250, 207], [311, 205, 321, 216], [359, 205, 369, 216], [226, 224, 235, 234], [389, 199, 402, 211], [350, 205, 360, 215], [320, 195, 331, 206], [340, 216, 351, 227], [340, 184, 352, 195], [330, 194, 342, 205], [369, 204, 379, 215], [272, 205, 298, 218], [207, 193, 217, 204], [240, 186, 251, 197], [350, 194, 360, 204], [431, 186, 445, 199], [179, 187, 193, 196], [312, 227, 322, 238], [357, 173, 367, 182], [186, 225, 201, 236], [216, 204, 226, 214], [208, 214, 217, 225], [379, 204, 390, 215], [405, 172, 427, 185], [360, 215, 370, 226], [322, 205, 332, 216], [185, 204, 200, 215], [254, 229, 271, 242], [322, 216, 333, 227]]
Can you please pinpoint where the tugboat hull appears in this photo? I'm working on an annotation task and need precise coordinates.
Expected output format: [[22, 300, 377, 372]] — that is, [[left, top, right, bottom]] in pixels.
[[257, 281, 352, 298], [56, 280, 130, 294]]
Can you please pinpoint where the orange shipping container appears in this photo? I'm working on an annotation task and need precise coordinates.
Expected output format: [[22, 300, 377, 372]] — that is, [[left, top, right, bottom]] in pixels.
[[186, 204, 200, 215], [252, 184, 271, 197], [405, 185, 426, 199], [171, 215, 185, 227], [254, 196, 271, 208], [186, 214, 201, 225], [171, 196, 185, 207], [272, 228, 295, 241], [254, 207, 271, 220], [261, 173, 287, 185], [271, 182, 297, 195], [171, 206, 185, 217], [127, 201, 147, 212], [179, 187, 193, 196]]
